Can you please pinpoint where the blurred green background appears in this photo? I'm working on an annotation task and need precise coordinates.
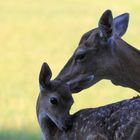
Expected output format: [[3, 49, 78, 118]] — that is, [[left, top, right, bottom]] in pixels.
[[0, 0, 139, 139]]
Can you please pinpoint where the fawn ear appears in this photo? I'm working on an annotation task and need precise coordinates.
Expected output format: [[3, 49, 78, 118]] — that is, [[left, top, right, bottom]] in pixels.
[[39, 62, 52, 89], [113, 13, 129, 37], [98, 10, 113, 39]]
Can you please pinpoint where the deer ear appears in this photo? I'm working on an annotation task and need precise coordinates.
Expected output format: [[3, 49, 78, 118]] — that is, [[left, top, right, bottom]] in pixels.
[[98, 10, 113, 38], [39, 62, 52, 89], [113, 13, 129, 37]]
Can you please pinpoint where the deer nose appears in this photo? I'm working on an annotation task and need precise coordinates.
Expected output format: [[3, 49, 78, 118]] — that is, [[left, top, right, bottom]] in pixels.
[[62, 118, 73, 131], [65, 118, 73, 127]]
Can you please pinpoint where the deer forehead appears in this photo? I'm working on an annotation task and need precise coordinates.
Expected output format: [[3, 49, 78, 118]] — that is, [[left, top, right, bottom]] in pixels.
[[85, 30, 99, 45], [87, 29, 99, 40], [78, 28, 98, 47]]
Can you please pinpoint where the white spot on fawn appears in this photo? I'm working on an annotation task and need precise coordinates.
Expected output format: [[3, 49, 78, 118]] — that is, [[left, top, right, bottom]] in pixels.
[[80, 126, 85, 133], [86, 134, 94, 140]]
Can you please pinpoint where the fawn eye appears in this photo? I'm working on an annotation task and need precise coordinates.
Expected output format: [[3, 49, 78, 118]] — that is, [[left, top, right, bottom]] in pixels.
[[75, 52, 86, 62], [50, 97, 58, 105]]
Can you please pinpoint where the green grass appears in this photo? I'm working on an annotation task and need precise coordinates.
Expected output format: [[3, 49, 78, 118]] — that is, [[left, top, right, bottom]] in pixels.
[[0, 0, 139, 139], [0, 129, 41, 140]]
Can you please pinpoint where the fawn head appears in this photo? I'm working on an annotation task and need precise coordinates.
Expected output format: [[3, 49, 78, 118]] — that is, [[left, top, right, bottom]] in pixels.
[[38, 63, 74, 131]]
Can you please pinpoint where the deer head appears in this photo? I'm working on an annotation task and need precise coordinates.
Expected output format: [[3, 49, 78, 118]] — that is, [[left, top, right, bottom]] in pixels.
[[56, 10, 132, 92], [38, 62, 74, 131], [37, 62, 95, 132]]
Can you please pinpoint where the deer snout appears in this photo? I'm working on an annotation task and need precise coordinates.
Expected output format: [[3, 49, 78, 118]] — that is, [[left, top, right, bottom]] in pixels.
[[66, 74, 95, 93], [65, 118, 73, 129], [61, 117, 73, 131]]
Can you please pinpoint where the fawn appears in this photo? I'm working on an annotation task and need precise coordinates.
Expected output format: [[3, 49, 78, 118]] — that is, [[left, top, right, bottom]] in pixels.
[[37, 62, 140, 140]]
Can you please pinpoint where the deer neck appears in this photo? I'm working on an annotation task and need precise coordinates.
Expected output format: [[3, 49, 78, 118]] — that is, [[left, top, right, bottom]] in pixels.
[[110, 39, 140, 92]]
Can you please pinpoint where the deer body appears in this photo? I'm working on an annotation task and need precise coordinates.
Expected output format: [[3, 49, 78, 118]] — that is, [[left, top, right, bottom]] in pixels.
[[37, 91, 140, 140], [56, 10, 140, 93], [37, 63, 140, 140]]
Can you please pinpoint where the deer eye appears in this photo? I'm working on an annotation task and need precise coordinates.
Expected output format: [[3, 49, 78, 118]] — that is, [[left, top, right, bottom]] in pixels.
[[50, 97, 58, 105], [75, 52, 86, 62]]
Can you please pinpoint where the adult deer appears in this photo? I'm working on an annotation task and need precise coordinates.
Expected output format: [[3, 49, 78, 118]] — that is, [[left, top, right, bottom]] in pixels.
[[56, 10, 140, 93], [37, 62, 140, 140]]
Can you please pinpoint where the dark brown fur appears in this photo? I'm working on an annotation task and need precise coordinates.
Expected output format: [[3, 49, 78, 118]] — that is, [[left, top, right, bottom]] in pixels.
[[56, 10, 140, 93]]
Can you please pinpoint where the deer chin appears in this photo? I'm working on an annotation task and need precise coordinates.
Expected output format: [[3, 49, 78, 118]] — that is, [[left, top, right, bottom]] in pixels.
[[55, 118, 72, 131], [45, 112, 71, 131], [75, 75, 101, 93], [55, 122, 67, 131], [76, 76, 95, 92]]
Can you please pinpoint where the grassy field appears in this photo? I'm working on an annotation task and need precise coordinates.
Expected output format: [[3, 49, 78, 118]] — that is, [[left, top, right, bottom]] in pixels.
[[0, 0, 139, 139]]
